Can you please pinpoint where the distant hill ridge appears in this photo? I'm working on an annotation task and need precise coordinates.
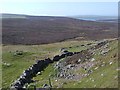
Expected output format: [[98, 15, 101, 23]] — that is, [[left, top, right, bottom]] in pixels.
[[1, 13, 28, 18], [1, 13, 71, 19]]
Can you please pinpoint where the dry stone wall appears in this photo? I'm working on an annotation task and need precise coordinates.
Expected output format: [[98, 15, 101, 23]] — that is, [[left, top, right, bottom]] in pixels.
[[10, 40, 109, 89]]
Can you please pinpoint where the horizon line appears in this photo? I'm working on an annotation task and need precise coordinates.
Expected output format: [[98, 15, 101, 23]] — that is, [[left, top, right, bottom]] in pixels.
[[1, 13, 118, 17]]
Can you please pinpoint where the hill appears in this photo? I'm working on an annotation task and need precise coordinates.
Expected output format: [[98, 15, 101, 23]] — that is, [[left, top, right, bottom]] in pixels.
[[2, 14, 118, 45], [2, 38, 118, 88]]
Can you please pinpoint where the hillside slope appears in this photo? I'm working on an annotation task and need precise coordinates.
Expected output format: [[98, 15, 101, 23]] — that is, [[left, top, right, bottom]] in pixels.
[[2, 38, 118, 88], [2, 14, 118, 45], [29, 39, 118, 88]]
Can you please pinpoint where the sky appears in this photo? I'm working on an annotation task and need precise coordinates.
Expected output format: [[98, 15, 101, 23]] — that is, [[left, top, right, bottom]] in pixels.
[[1, 0, 118, 16]]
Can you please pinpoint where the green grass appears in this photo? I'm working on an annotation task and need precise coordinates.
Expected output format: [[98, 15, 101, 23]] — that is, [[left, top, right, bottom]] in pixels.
[[0, 45, 2, 88], [2, 40, 91, 88], [2, 52, 34, 88], [2, 39, 118, 88], [30, 63, 56, 88]]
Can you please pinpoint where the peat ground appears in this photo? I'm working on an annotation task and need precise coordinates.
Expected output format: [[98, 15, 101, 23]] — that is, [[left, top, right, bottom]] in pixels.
[[2, 14, 118, 45]]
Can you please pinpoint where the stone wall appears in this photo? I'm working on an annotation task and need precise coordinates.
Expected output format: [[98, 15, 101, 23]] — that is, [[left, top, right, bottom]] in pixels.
[[10, 40, 108, 89], [10, 51, 75, 89]]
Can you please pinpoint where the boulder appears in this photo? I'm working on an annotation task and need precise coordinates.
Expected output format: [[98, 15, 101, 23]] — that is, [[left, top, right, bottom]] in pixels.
[[42, 84, 50, 88], [90, 58, 95, 62], [18, 78, 26, 86], [66, 64, 75, 69], [13, 50, 23, 56], [94, 67, 98, 70], [74, 52, 80, 54], [100, 49, 109, 55], [109, 61, 113, 65], [87, 43, 92, 46], [77, 59, 81, 64], [66, 52, 73, 56], [59, 54, 66, 58], [81, 44, 85, 46], [87, 70, 93, 74], [37, 72, 41, 75], [101, 74, 104, 76], [53, 55, 60, 61], [13, 81, 23, 88], [60, 48, 68, 54], [44, 58, 53, 64]]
